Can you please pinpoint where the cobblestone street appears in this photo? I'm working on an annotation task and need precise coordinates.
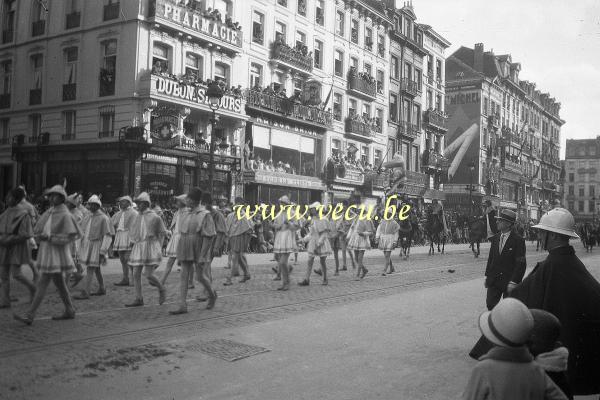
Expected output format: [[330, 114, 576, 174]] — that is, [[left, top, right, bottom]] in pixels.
[[2, 242, 599, 399]]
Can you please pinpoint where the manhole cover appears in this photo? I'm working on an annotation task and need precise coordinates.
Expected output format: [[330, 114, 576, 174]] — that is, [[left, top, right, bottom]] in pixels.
[[189, 339, 270, 362]]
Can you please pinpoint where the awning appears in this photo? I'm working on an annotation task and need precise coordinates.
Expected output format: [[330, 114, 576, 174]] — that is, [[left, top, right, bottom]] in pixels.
[[424, 189, 446, 201]]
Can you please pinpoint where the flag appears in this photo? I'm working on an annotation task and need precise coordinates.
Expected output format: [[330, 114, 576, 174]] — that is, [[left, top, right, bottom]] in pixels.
[[321, 78, 334, 111]]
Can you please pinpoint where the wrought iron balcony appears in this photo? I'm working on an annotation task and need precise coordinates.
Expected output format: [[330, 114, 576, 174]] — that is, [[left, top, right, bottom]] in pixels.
[[348, 69, 377, 99], [99, 130, 115, 138], [423, 109, 447, 131], [487, 114, 500, 128], [62, 84, 76, 101], [423, 151, 447, 171], [31, 20, 45, 37], [0, 93, 9, 109], [503, 159, 522, 173], [103, 2, 120, 21], [61, 134, 75, 141], [400, 77, 420, 97], [398, 121, 419, 140], [1, 29, 13, 44], [271, 41, 312, 74], [244, 89, 332, 128], [345, 117, 373, 141], [29, 89, 42, 105], [66, 12, 81, 29]]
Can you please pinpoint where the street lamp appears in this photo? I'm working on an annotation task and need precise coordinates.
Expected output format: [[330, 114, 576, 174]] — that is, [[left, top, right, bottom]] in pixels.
[[206, 81, 223, 197]]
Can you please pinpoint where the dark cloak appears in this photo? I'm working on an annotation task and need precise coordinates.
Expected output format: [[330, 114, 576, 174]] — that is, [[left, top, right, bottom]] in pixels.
[[469, 246, 600, 395]]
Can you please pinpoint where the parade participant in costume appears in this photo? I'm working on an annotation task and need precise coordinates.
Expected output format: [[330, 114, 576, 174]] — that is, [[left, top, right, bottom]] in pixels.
[[169, 188, 217, 314], [0, 188, 36, 307], [65, 194, 84, 287], [160, 194, 188, 286], [337, 200, 356, 271], [195, 192, 221, 300], [346, 195, 374, 280], [73, 195, 114, 300], [224, 197, 253, 286], [484, 199, 498, 240], [17, 185, 39, 283], [14, 185, 82, 325], [375, 211, 400, 276], [484, 209, 527, 310], [462, 298, 567, 400], [272, 195, 298, 291], [509, 208, 600, 397], [111, 195, 138, 287], [298, 202, 332, 286], [124, 192, 167, 307]]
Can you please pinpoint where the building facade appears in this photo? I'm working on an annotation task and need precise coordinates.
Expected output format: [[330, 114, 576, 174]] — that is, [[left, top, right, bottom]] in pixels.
[[564, 137, 600, 222], [444, 43, 563, 220], [0, 0, 449, 207]]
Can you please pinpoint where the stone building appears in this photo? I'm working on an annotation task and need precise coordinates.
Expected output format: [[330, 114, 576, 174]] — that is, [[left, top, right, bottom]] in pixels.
[[564, 137, 600, 222]]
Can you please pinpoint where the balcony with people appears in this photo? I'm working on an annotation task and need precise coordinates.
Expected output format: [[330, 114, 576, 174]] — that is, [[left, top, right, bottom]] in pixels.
[[397, 120, 419, 140], [400, 77, 420, 97], [423, 108, 448, 131], [344, 113, 374, 142], [347, 67, 377, 100], [422, 149, 447, 172], [271, 35, 313, 74]]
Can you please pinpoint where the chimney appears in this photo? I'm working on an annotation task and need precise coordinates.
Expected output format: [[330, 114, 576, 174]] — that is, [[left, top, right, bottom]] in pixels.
[[474, 43, 484, 73]]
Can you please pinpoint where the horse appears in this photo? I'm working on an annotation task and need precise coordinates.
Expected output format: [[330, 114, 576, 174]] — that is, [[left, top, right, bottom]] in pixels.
[[397, 213, 417, 259], [468, 216, 487, 258], [425, 211, 446, 255], [581, 223, 597, 252]]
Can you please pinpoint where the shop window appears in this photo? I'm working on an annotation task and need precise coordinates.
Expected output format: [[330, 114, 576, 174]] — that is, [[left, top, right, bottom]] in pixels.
[[250, 62, 262, 88], [152, 43, 170, 74], [99, 39, 117, 96], [99, 105, 115, 137], [185, 53, 202, 80], [252, 11, 264, 44], [214, 62, 230, 84]]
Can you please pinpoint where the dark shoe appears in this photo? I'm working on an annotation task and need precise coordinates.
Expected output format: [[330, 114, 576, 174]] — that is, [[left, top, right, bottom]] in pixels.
[[322, 280, 328, 286], [341, 266, 348, 271], [114, 280, 130, 287], [277, 285, 290, 291], [389, 268, 395, 274], [239, 275, 251, 283], [223, 280, 233, 286], [158, 289, 166, 305], [381, 272, 387, 276], [206, 291, 217, 310], [187, 284, 195, 289], [273, 276, 281, 281], [52, 312, 75, 321], [90, 289, 106, 296], [125, 299, 144, 307], [298, 280, 309, 286], [169, 308, 188, 315], [361, 268, 369, 279], [314, 269, 322, 276], [195, 296, 208, 302], [232, 272, 240, 277], [149, 280, 158, 287], [13, 313, 33, 325], [73, 292, 90, 300], [334, 271, 339, 276]]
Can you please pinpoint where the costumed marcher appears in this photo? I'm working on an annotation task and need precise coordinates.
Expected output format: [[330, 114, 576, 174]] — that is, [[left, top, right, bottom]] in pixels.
[[223, 197, 253, 286], [509, 208, 600, 397], [0, 188, 36, 307], [14, 185, 82, 325], [462, 298, 568, 400], [124, 192, 167, 307], [483, 209, 526, 310], [65, 194, 84, 287], [18, 185, 39, 283], [73, 195, 114, 300], [169, 187, 217, 314], [298, 202, 332, 286], [527, 309, 572, 400], [111, 195, 138, 287], [375, 212, 400, 276], [337, 200, 356, 271], [194, 192, 222, 300], [272, 195, 298, 291], [160, 194, 188, 286], [346, 195, 374, 280]]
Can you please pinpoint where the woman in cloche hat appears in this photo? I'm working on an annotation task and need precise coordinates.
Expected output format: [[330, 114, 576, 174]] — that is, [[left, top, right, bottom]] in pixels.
[[14, 184, 82, 325]]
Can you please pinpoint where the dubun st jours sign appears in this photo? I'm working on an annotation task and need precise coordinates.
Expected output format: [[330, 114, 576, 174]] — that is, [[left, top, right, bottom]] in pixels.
[[154, 76, 243, 113]]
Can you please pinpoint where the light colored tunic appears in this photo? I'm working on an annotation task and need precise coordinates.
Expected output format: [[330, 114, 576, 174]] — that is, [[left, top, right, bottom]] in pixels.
[[35, 204, 81, 273], [128, 210, 166, 267], [347, 218, 374, 251], [376, 220, 400, 251], [111, 208, 137, 251], [176, 206, 216, 263], [165, 208, 187, 258], [273, 213, 298, 254], [79, 210, 113, 268], [306, 218, 332, 257]]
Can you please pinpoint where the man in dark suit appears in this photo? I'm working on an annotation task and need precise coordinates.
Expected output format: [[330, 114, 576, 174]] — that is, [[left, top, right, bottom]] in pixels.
[[484, 209, 526, 310]]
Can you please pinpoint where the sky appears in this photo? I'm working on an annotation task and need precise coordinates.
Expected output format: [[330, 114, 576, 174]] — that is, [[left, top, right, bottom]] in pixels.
[[411, 0, 600, 158]]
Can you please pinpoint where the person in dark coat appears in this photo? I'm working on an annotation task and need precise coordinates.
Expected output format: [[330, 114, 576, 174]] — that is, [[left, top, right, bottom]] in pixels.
[[484, 209, 527, 310], [510, 208, 600, 397]]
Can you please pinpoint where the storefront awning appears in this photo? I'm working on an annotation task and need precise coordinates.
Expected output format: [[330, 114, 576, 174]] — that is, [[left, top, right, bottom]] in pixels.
[[243, 169, 326, 191]]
